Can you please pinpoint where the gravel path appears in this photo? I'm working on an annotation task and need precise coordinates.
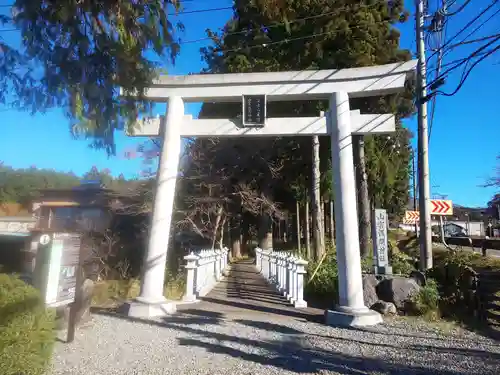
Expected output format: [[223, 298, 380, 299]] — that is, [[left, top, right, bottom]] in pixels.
[[51, 261, 500, 375]]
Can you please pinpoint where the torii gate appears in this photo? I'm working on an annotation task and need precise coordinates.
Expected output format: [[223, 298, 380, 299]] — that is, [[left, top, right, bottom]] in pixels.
[[123, 60, 417, 327]]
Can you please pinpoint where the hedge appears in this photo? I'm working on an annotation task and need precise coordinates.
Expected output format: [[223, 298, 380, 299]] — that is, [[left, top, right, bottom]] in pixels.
[[0, 273, 56, 375]]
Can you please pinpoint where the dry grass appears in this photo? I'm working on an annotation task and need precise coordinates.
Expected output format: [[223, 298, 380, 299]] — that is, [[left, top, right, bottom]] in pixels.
[[92, 275, 186, 308]]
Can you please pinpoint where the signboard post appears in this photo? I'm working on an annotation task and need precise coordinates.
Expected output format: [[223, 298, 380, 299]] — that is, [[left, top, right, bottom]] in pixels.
[[242, 94, 266, 127], [32, 232, 83, 343], [371, 209, 392, 275]]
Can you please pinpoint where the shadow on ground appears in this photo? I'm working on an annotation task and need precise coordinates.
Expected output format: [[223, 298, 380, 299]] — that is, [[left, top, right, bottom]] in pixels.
[[91, 307, 499, 375], [89, 260, 500, 374]]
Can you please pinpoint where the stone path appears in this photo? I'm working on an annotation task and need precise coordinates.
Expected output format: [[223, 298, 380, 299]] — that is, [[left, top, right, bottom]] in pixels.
[[52, 260, 500, 375]]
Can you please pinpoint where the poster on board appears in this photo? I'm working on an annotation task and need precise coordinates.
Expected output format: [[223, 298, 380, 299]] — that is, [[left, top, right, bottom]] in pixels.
[[42, 232, 82, 308]]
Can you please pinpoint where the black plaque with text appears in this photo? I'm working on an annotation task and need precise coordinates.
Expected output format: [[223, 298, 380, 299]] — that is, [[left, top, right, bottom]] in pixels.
[[53, 233, 81, 306], [242, 95, 266, 127]]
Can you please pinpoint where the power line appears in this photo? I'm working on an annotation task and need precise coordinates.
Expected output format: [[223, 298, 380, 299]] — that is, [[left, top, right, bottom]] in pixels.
[[0, 0, 397, 50], [446, 32, 500, 49], [438, 6, 500, 60], [0, 3, 234, 32], [427, 48, 491, 73], [426, 34, 500, 89], [180, 2, 392, 46], [0, 0, 229, 7], [428, 0, 449, 144], [426, 0, 499, 64], [433, 43, 500, 96], [211, 18, 405, 54], [440, 0, 472, 16]]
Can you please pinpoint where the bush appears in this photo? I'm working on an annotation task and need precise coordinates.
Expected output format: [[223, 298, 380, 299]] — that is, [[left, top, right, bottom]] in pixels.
[[304, 250, 339, 307], [391, 251, 416, 276], [428, 250, 500, 318], [0, 273, 56, 375], [409, 278, 441, 319]]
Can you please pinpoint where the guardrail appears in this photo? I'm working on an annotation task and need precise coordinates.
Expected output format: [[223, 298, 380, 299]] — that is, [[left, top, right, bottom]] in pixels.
[[255, 247, 308, 308], [183, 247, 230, 303]]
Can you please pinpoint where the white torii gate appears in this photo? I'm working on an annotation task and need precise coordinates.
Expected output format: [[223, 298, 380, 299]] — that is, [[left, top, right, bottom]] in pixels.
[[123, 60, 417, 327]]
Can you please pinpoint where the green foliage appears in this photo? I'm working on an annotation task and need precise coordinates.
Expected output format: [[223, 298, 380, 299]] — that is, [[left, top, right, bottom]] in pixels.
[[0, 274, 56, 375], [1, 1, 182, 153], [391, 250, 415, 276], [409, 278, 440, 319], [0, 164, 79, 207], [0, 163, 137, 208], [190, 0, 414, 219], [429, 250, 499, 309], [305, 250, 339, 306]]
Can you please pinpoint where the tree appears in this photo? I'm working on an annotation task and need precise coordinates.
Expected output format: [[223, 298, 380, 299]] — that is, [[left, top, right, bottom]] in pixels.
[[0, 1, 183, 154], [196, 0, 414, 252], [0, 164, 80, 207], [485, 155, 500, 219], [485, 155, 500, 188]]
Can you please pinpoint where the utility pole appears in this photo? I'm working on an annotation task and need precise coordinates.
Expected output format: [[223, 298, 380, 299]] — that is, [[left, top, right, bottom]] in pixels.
[[411, 148, 418, 234], [416, 0, 433, 270]]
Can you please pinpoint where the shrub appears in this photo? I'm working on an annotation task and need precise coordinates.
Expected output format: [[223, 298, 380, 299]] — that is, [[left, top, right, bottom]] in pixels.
[[0, 273, 56, 375], [391, 251, 416, 276], [409, 278, 441, 319], [428, 250, 500, 318], [304, 250, 339, 307]]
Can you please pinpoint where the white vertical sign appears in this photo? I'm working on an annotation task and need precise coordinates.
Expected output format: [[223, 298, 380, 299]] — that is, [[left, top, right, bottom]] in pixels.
[[372, 209, 389, 268]]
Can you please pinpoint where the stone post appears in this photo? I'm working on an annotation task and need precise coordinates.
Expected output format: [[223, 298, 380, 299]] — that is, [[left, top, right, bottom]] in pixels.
[[325, 92, 382, 327], [283, 253, 290, 295], [256, 248, 261, 270], [294, 259, 308, 308], [195, 251, 205, 296], [215, 249, 221, 281], [122, 96, 184, 318], [183, 253, 199, 303], [287, 256, 294, 301], [277, 253, 282, 290], [290, 258, 297, 303], [269, 253, 276, 284]]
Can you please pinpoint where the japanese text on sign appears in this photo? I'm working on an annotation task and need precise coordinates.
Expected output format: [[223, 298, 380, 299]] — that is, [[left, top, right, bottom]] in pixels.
[[372, 209, 388, 268], [242, 95, 266, 126]]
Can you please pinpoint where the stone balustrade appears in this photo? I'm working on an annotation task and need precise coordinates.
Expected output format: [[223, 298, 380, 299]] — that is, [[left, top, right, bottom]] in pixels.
[[255, 248, 308, 308], [183, 247, 230, 303]]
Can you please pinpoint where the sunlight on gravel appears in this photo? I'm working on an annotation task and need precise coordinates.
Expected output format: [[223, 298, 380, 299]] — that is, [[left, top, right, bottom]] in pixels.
[[51, 313, 500, 375]]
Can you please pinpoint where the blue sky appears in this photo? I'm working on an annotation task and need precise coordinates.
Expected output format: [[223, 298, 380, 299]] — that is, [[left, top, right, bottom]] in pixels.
[[0, 0, 498, 207]]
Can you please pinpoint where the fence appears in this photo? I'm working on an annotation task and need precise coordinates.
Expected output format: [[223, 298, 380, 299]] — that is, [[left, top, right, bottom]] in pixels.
[[182, 247, 230, 303], [255, 247, 308, 308]]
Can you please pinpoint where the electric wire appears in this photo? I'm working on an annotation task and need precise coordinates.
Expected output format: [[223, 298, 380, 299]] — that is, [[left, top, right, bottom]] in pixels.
[[436, 5, 500, 62], [440, 0, 472, 16], [428, 0, 449, 144], [426, 34, 500, 89], [426, 0, 499, 64], [0, 0, 402, 53], [433, 43, 500, 97]]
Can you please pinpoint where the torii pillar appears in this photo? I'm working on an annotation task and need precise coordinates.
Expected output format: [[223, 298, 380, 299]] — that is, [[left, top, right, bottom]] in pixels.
[[121, 97, 184, 317], [324, 92, 381, 326]]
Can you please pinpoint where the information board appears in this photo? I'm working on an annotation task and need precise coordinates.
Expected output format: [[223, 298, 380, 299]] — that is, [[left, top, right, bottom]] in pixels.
[[242, 95, 266, 126], [43, 233, 81, 307], [372, 209, 389, 271]]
